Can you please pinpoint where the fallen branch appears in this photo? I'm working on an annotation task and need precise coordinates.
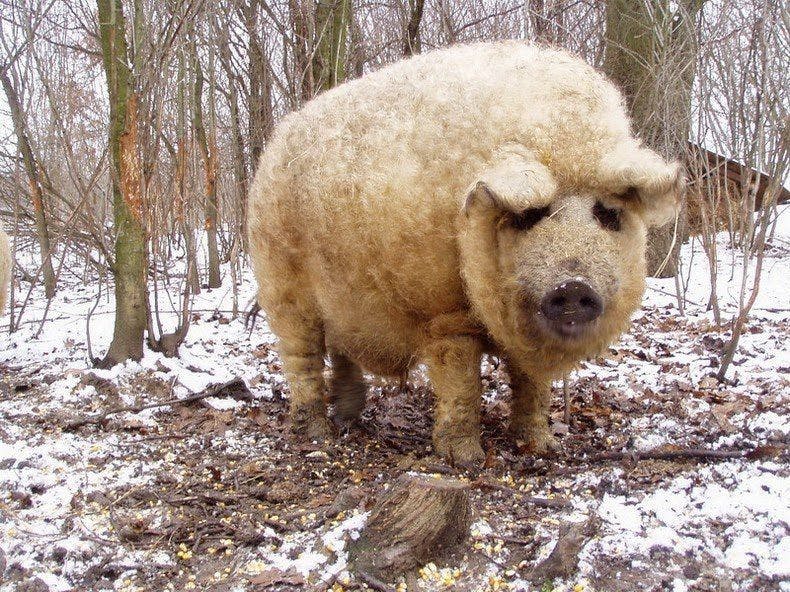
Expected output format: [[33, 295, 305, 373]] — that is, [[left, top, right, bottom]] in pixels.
[[581, 444, 784, 464], [63, 378, 251, 431]]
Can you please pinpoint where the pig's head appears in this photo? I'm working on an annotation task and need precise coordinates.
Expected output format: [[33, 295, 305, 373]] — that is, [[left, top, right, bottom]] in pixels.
[[458, 143, 684, 374]]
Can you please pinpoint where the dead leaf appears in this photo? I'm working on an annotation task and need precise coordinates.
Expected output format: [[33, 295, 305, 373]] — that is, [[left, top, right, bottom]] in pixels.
[[745, 445, 783, 460], [698, 376, 720, 390], [253, 346, 271, 359], [266, 481, 301, 503], [249, 568, 305, 588], [711, 404, 737, 433], [247, 408, 277, 429]]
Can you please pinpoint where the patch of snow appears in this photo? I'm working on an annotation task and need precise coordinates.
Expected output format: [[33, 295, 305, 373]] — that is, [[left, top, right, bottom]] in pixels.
[[598, 495, 643, 532], [747, 411, 789, 438]]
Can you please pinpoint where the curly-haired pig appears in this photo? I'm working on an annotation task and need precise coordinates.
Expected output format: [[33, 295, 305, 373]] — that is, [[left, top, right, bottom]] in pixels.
[[247, 41, 683, 465]]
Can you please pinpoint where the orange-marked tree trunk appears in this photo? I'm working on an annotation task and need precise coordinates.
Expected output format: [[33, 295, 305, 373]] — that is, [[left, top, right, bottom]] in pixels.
[[97, 0, 148, 366], [1, 70, 56, 299]]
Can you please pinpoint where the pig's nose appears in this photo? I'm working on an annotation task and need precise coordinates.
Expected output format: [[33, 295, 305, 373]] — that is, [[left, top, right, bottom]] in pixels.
[[539, 280, 603, 337]]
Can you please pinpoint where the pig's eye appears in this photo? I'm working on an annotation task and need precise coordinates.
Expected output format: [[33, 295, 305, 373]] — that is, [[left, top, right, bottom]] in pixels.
[[508, 206, 550, 231], [619, 186, 640, 201], [593, 202, 622, 231]]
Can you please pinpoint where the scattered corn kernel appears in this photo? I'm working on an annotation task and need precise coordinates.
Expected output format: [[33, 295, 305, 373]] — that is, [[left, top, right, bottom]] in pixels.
[[487, 575, 508, 591]]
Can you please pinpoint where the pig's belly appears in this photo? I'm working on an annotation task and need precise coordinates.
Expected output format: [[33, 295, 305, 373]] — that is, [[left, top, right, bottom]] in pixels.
[[316, 286, 423, 376]]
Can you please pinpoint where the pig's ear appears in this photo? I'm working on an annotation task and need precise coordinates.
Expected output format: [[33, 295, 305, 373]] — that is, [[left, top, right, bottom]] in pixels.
[[463, 153, 557, 216], [601, 143, 686, 228]]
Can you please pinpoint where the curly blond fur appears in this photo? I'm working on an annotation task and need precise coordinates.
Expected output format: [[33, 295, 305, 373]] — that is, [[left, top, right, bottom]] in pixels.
[[0, 229, 10, 314], [248, 41, 682, 463]]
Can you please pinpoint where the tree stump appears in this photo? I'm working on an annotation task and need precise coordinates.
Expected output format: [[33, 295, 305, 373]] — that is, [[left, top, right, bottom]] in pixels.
[[349, 473, 473, 581]]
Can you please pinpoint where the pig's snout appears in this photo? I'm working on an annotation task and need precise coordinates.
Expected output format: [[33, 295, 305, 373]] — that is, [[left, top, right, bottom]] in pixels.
[[539, 279, 603, 338]]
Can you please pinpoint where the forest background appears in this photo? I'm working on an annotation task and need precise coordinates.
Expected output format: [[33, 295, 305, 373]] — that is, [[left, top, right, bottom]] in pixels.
[[0, 0, 786, 374]]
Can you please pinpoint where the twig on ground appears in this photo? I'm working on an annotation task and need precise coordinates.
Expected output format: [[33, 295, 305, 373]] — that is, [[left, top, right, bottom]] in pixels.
[[311, 569, 341, 592], [63, 377, 249, 431], [499, 534, 535, 545], [472, 547, 510, 568], [645, 284, 704, 307], [355, 571, 390, 592], [117, 433, 188, 445], [245, 301, 262, 333], [472, 478, 572, 508], [417, 462, 457, 475]]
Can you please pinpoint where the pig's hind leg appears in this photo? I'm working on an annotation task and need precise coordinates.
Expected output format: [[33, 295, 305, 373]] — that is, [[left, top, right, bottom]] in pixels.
[[328, 352, 367, 424], [268, 303, 334, 441], [507, 368, 557, 454]]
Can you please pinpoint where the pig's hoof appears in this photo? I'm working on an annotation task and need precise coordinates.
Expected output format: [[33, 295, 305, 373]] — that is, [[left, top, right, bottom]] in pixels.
[[509, 423, 558, 455], [292, 408, 334, 442], [433, 434, 485, 467], [306, 416, 334, 441], [330, 389, 366, 425]]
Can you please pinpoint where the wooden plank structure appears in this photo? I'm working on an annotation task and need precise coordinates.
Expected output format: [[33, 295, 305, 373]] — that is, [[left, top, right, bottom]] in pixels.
[[687, 142, 789, 210]]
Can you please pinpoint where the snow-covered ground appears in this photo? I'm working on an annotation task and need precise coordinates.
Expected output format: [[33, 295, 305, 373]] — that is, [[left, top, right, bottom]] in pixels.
[[0, 208, 788, 592]]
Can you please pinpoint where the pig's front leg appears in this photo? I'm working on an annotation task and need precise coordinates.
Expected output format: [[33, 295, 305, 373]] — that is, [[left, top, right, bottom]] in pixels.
[[425, 336, 485, 466], [508, 368, 557, 454]]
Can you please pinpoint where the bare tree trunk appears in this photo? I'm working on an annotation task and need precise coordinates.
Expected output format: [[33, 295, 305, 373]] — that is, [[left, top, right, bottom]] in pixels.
[[313, 0, 352, 93], [244, 0, 274, 167], [192, 39, 221, 289], [403, 0, 425, 56], [97, 0, 148, 366], [176, 47, 200, 296], [348, 11, 365, 78], [603, 0, 704, 277], [531, 0, 564, 43], [289, 0, 315, 103], [1, 70, 56, 299], [218, 20, 250, 251]]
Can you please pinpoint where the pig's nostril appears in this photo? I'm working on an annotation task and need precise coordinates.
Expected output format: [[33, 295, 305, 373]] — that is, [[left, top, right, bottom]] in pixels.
[[539, 280, 604, 336]]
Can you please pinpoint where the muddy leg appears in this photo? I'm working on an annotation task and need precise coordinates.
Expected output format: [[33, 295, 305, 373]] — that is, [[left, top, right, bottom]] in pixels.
[[329, 352, 367, 423], [271, 312, 333, 441], [508, 368, 556, 454], [424, 336, 485, 466]]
